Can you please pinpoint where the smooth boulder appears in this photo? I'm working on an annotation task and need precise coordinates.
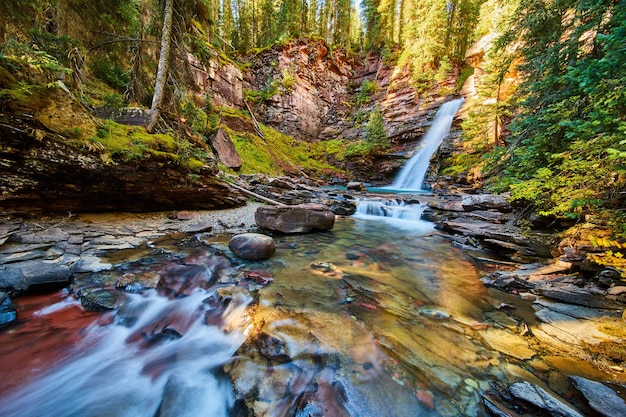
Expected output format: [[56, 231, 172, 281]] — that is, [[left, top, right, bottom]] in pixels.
[[229, 233, 276, 260], [255, 204, 335, 233]]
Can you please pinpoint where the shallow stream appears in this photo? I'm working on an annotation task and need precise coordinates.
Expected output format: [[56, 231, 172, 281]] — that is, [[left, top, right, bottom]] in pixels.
[[0, 213, 615, 416]]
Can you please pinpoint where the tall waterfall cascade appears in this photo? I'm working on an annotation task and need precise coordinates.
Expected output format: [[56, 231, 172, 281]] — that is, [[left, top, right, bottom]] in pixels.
[[353, 98, 463, 229], [389, 98, 464, 191]]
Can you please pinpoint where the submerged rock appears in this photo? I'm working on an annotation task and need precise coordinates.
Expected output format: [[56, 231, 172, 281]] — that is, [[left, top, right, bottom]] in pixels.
[[80, 288, 127, 312], [229, 233, 276, 260], [255, 204, 335, 233]]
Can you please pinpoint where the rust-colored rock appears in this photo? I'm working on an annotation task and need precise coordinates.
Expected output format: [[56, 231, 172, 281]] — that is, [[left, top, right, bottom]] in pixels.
[[211, 128, 242, 169], [255, 204, 335, 233]]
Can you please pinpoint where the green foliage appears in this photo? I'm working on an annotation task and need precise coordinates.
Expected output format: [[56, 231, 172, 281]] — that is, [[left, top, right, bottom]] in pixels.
[[1, 39, 72, 79], [102, 92, 125, 109], [354, 79, 378, 107], [345, 108, 390, 157], [364, 108, 389, 153], [244, 79, 280, 103], [486, 0, 626, 225], [180, 98, 213, 136], [399, 0, 483, 91], [90, 56, 130, 91], [245, 70, 298, 103], [186, 34, 215, 62], [281, 68, 296, 91], [89, 120, 205, 171]]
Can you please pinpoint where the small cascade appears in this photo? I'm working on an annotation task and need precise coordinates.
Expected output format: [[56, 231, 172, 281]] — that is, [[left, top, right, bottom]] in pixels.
[[353, 198, 433, 232], [389, 98, 464, 191], [0, 271, 253, 417]]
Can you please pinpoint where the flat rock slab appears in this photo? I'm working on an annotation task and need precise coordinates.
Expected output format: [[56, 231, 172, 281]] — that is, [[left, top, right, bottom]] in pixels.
[[480, 328, 535, 360], [255, 204, 335, 233], [536, 283, 621, 309], [0, 259, 71, 291], [533, 298, 622, 321], [509, 381, 584, 417], [534, 308, 625, 347], [569, 376, 626, 417]]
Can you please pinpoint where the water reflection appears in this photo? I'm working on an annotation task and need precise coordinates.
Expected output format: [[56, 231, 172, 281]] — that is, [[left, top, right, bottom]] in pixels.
[[0, 216, 614, 416]]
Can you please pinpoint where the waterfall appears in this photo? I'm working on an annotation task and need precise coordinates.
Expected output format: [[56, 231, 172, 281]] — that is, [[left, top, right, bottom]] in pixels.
[[389, 98, 464, 191]]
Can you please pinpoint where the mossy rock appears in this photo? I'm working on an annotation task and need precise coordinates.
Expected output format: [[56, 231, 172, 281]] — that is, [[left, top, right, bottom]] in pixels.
[[0, 65, 16, 88], [0, 81, 97, 140], [36, 86, 98, 139]]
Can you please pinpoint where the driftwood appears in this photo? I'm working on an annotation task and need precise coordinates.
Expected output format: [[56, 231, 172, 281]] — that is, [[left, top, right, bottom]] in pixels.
[[229, 182, 287, 206], [243, 100, 265, 139]]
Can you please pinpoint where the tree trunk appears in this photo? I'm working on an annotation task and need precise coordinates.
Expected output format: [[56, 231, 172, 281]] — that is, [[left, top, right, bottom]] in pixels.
[[145, 0, 174, 133]]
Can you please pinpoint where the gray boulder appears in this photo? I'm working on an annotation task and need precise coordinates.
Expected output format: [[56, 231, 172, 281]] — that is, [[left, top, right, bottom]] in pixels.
[[346, 181, 366, 191], [229, 233, 276, 260], [255, 204, 335, 233], [461, 193, 512, 211], [0, 259, 71, 292]]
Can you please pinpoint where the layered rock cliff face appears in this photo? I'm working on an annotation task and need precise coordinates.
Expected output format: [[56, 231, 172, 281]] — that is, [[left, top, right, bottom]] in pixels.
[[244, 39, 354, 141], [0, 83, 245, 214], [195, 39, 457, 182], [1, 38, 460, 215]]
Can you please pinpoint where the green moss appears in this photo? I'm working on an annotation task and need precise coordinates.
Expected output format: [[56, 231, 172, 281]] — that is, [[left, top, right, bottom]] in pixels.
[[0, 64, 16, 88], [441, 153, 483, 177], [0, 81, 53, 111], [220, 111, 344, 177], [88, 120, 206, 171]]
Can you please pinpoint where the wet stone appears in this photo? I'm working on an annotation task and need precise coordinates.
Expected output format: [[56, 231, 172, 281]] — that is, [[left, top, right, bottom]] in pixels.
[[509, 381, 585, 417], [481, 328, 535, 360], [256, 333, 290, 363], [569, 375, 626, 417], [0, 259, 71, 291], [229, 233, 275, 261], [0, 291, 17, 327], [255, 204, 335, 233], [80, 288, 126, 312]]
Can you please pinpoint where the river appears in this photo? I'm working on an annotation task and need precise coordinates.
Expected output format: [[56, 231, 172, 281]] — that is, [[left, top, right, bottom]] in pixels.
[[0, 212, 612, 416]]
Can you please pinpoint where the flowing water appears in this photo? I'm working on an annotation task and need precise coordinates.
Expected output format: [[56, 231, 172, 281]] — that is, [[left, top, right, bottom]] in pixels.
[[388, 98, 464, 191], [0, 216, 611, 416]]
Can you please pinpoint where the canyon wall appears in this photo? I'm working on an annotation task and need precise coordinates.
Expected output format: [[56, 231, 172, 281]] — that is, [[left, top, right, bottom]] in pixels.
[[194, 39, 457, 182]]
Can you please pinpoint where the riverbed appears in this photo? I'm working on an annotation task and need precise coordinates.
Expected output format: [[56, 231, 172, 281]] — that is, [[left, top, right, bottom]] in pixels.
[[1, 212, 622, 416]]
